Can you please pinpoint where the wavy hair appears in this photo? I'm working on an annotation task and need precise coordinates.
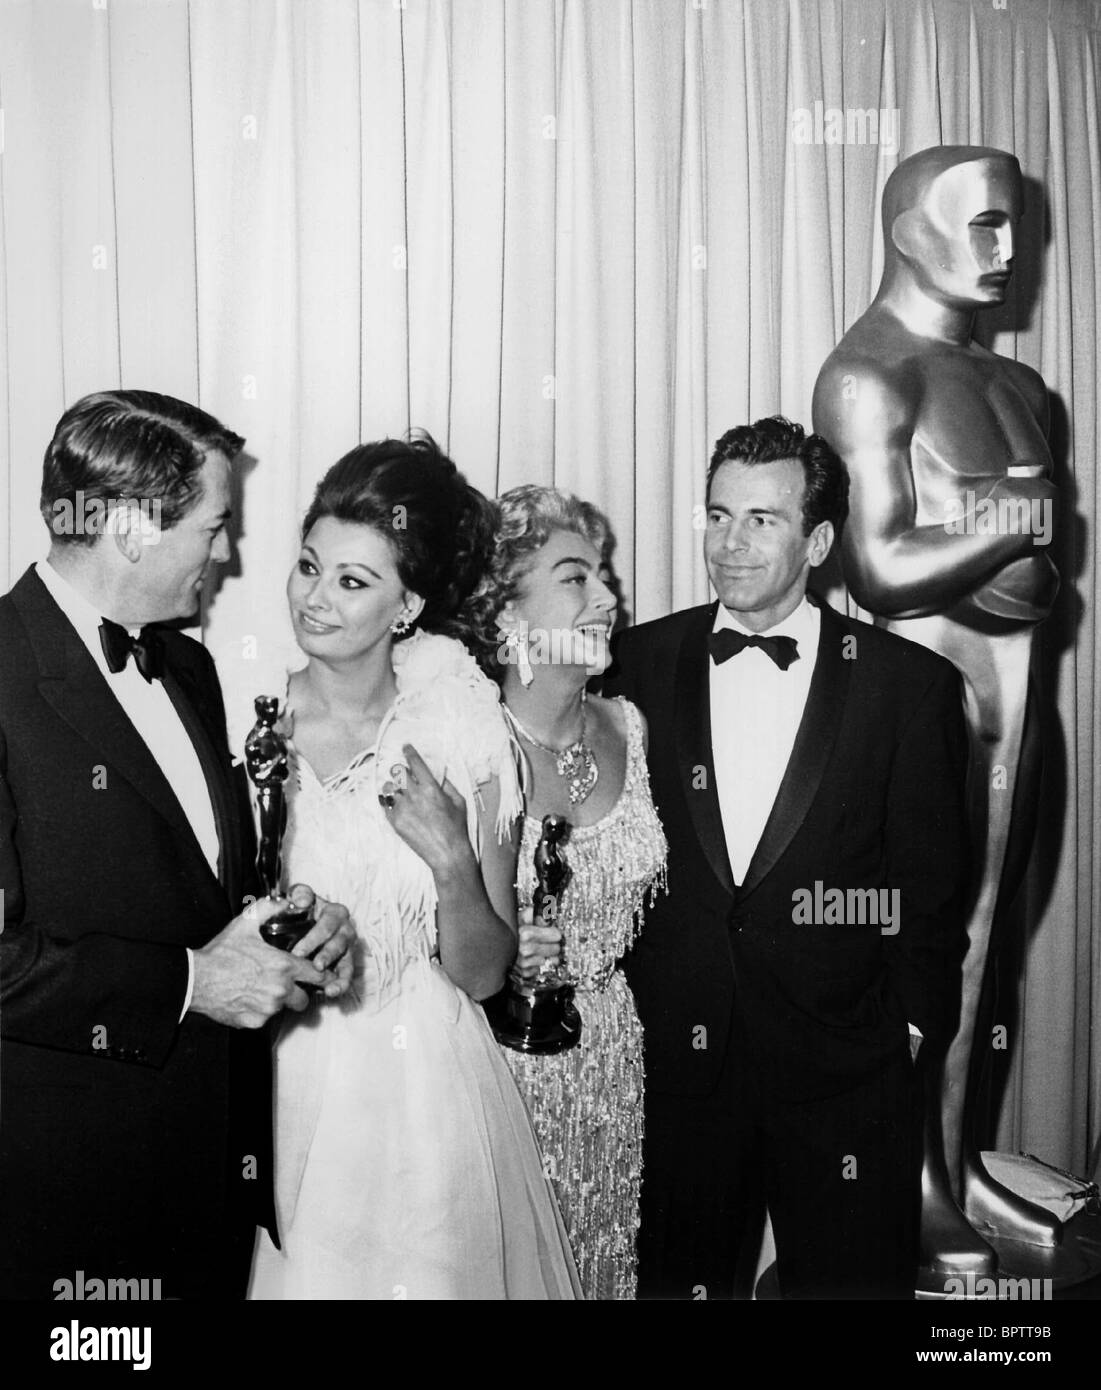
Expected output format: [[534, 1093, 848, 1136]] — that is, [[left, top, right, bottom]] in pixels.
[[461, 484, 613, 680], [41, 390, 244, 546], [707, 414, 849, 536]]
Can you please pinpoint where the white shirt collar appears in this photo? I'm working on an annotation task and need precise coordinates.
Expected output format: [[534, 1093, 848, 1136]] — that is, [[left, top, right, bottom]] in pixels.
[[35, 557, 124, 653], [713, 593, 819, 644]]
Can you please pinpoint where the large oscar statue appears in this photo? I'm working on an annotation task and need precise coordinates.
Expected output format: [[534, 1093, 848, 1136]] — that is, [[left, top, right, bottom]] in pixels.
[[813, 146, 1060, 1285], [244, 695, 314, 951]]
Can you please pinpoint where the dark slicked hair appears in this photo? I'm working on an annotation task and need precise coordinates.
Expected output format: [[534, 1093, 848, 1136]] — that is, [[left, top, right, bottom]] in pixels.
[[707, 415, 849, 536], [301, 431, 496, 644], [41, 390, 244, 545]]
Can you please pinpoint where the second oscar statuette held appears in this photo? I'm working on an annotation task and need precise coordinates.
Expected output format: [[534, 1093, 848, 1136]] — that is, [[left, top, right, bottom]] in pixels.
[[244, 695, 314, 949], [485, 813, 581, 1054]]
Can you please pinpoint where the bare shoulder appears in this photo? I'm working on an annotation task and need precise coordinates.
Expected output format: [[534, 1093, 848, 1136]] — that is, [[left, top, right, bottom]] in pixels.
[[1001, 355, 1049, 423], [589, 691, 647, 752], [588, 691, 627, 739], [818, 307, 920, 382], [634, 703, 650, 754], [814, 341, 917, 450]]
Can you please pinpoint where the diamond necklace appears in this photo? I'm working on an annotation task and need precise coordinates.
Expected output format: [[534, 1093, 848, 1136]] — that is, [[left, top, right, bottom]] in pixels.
[[504, 692, 599, 807]]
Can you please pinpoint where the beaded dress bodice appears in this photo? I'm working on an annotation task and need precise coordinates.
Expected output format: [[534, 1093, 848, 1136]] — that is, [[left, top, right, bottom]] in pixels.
[[515, 698, 667, 990], [505, 697, 666, 1299]]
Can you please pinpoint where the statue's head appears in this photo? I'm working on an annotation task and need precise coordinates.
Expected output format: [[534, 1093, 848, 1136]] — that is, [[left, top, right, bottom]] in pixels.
[[881, 146, 1023, 308]]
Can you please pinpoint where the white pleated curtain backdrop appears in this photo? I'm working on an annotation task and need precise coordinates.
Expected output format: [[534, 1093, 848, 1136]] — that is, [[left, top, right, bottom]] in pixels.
[[0, 0, 1098, 1176]]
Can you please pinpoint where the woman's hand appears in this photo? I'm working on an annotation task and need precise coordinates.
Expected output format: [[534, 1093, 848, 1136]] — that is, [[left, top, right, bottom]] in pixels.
[[511, 902, 563, 983], [381, 757, 517, 1001], [379, 743, 474, 881]]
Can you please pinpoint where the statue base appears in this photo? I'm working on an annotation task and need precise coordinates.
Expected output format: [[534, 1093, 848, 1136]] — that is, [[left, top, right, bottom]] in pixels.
[[484, 980, 582, 1055], [258, 898, 315, 952], [964, 1150, 1061, 1248]]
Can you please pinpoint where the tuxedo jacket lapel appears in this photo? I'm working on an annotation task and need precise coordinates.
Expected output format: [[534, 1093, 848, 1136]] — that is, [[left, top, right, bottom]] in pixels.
[[13, 570, 231, 911], [675, 602, 736, 900], [162, 665, 242, 908], [737, 598, 852, 903]]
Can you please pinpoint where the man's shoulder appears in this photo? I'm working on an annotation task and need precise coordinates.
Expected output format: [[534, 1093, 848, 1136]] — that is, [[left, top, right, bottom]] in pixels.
[[0, 569, 52, 687], [1, 565, 42, 621], [818, 599, 960, 687], [0, 603, 30, 702], [161, 624, 215, 667], [616, 603, 713, 652], [161, 627, 224, 701], [0, 588, 25, 635], [605, 604, 710, 696]]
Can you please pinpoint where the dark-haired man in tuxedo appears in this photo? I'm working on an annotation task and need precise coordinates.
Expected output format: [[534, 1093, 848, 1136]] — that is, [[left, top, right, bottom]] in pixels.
[[0, 390, 355, 1299], [607, 416, 971, 1299]]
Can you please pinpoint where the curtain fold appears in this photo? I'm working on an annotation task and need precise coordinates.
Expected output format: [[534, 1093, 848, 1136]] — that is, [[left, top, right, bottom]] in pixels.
[[1, 0, 1098, 1174]]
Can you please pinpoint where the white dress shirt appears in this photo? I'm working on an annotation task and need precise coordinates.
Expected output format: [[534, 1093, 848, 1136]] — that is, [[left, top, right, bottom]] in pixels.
[[36, 559, 220, 1016], [708, 593, 920, 1044], [709, 595, 820, 886]]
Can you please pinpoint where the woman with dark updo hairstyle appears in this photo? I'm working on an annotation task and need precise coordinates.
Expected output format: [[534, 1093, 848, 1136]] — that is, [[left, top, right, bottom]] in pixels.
[[242, 434, 579, 1300]]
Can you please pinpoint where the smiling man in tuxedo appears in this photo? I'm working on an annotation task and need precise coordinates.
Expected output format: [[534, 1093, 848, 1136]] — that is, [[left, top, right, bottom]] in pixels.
[[0, 391, 355, 1300], [606, 416, 971, 1299]]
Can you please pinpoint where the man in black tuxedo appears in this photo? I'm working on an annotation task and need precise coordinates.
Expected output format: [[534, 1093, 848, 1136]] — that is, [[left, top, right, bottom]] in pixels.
[[607, 416, 970, 1299], [0, 391, 355, 1300]]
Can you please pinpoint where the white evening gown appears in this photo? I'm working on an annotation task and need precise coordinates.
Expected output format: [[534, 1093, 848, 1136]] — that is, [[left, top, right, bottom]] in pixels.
[[241, 632, 580, 1300]]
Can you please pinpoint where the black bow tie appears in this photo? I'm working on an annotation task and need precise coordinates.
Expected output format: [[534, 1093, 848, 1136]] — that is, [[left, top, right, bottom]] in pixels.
[[99, 619, 165, 683], [709, 628, 800, 671]]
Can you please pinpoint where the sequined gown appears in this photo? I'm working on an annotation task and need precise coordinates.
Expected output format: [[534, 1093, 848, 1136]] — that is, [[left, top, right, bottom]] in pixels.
[[239, 633, 580, 1300], [503, 698, 667, 1300]]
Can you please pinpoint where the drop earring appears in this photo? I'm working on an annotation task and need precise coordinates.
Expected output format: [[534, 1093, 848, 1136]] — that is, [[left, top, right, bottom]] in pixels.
[[504, 628, 534, 687], [390, 614, 411, 637]]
